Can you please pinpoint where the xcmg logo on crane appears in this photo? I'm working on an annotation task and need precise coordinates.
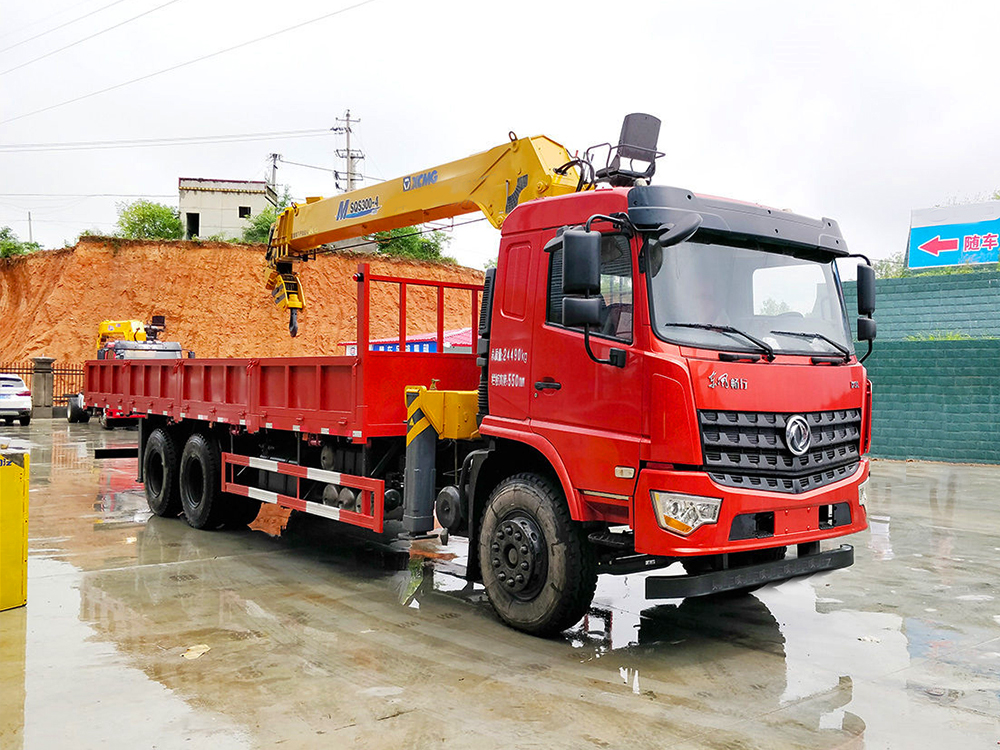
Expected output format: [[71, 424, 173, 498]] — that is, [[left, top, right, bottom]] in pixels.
[[402, 169, 438, 192]]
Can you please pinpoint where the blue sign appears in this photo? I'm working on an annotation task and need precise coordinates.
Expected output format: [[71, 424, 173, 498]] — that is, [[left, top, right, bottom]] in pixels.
[[370, 341, 437, 353], [909, 217, 1000, 269]]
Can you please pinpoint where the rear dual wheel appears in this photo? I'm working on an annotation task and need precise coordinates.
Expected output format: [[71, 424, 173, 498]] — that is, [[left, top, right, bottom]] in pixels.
[[479, 473, 597, 637], [144, 428, 181, 517], [178, 432, 260, 529]]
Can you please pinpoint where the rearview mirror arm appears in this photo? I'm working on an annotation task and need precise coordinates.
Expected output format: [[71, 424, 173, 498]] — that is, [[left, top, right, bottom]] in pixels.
[[582, 325, 626, 368]]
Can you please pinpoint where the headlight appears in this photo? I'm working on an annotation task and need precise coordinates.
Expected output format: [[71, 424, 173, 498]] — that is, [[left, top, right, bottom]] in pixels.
[[650, 491, 722, 536], [858, 479, 869, 510]]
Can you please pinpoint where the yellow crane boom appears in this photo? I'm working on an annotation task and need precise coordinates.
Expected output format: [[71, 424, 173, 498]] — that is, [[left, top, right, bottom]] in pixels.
[[265, 134, 582, 335]]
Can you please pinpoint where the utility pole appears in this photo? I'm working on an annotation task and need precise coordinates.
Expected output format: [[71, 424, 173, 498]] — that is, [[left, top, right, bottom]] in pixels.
[[266, 153, 280, 206], [332, 109, 364, 192], [27, 211, 32, 243]]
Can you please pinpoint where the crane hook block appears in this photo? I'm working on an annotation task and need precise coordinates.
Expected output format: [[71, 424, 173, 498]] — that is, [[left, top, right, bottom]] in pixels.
[[265, 268, 306, 336]]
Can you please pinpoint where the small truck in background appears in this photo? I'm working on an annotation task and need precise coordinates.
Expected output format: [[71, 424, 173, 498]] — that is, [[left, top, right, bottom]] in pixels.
[[84, 115, 877, 635], [69, 316, 187, 428]]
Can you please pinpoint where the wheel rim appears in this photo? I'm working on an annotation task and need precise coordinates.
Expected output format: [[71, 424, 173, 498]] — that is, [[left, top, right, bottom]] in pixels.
[[490, 512, 547, 600]]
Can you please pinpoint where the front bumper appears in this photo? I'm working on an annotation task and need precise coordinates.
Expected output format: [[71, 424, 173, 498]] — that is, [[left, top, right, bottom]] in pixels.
[[645, 544, 854, 598], [633, 459, 869, 557]]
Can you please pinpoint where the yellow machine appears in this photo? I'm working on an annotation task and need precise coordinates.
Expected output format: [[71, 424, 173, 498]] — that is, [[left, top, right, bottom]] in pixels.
[[265, 134, 582, 335], [95, 315, 165, 353]]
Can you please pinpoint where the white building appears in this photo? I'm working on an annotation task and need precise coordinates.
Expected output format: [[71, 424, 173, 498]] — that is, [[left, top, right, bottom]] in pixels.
[[178, 178, 277, 240]]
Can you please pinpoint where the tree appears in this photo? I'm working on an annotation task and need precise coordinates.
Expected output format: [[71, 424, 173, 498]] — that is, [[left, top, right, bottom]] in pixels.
[[115, 200, 183, 240], [0, 226, 41, 258], [241, 187, 292, 244], [372, 226, 454, 263], [759, 298, 792, 315], [873, 250, 908, 279]]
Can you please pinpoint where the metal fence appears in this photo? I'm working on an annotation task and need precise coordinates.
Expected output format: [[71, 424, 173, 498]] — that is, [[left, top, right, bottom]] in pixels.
[[0, 361, 84, 406], [53, 365, 84, 405], [0, 362, 33, 391]]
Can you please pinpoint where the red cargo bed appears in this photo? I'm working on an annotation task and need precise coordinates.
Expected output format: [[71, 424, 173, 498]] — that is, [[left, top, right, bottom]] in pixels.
[[84, 263, 482, 440]]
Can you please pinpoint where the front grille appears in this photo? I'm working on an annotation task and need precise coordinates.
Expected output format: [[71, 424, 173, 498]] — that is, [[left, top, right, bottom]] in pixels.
[[700, 408, 861, 494]]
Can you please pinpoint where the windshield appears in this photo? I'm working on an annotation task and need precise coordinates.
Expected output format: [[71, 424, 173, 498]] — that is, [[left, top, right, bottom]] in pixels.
[[645, 235, 854, 357]]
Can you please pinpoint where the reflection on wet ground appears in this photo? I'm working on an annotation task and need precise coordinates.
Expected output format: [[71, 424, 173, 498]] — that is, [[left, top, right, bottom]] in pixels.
[[2, 420, 999, 748]]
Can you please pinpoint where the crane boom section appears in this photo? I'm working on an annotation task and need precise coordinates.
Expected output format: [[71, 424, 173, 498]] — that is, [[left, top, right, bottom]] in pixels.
[[268, 135, 579, 260]]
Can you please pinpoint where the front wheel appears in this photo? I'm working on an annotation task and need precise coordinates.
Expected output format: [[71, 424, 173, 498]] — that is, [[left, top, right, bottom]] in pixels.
[[478, 473, 597, 636], [18, 416, 30, 426]]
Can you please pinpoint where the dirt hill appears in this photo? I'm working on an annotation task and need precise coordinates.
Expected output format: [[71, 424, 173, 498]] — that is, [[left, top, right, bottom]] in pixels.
[[0, 238, 484, 364]]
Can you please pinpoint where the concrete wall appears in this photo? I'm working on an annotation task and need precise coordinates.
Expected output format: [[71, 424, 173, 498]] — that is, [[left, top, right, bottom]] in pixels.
[[842, 272, 1000, 464], [178, 180, 273, 240]]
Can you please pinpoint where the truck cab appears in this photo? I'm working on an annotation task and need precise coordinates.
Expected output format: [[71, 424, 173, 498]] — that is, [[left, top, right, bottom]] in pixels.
[[469, 183, 874, 627]]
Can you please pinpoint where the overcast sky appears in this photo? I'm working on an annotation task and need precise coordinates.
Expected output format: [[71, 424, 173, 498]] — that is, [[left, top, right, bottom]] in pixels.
[[2, 0, 998, 269]]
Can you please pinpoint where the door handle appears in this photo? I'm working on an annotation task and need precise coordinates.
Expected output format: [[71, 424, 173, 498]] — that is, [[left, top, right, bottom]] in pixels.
[[534, 381, 562, 391]]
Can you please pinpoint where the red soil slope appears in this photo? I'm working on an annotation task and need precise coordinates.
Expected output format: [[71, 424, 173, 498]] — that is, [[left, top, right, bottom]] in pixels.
[[0, 238, 484, 364]]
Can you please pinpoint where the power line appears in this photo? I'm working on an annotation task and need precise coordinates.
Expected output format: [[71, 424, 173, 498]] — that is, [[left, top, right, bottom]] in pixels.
[[1, 0, 183, 77], [0, 193, 175, 198], [0, 128, 331, 153], [0, 0, 378, 127], [0, 0, 132, 54], [277, 155, 383, 182], [0, 0, 99, 43], [315, 217, 488, 255], [1, 217, 117, 226]]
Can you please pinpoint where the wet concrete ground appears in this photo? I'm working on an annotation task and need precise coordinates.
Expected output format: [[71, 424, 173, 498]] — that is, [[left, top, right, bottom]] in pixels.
[[1, 420, 999, 749]]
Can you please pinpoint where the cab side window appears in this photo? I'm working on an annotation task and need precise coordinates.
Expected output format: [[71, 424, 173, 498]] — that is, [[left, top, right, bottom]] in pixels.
[[546, 234, 633, 342]]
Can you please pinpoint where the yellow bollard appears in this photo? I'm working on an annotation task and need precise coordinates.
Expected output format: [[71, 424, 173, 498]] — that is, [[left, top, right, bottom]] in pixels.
[[0, 451, 28, 611]]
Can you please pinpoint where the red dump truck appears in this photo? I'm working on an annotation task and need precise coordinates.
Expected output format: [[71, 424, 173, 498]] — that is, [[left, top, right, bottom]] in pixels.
[[85, 115, 877, 635]]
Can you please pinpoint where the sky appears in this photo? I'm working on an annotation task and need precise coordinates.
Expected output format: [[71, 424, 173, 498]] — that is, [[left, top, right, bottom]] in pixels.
[[1, 0, 999, 270]]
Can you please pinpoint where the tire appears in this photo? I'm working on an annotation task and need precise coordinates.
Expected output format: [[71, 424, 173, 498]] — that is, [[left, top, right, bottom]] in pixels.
[[67, 395, 85, 423], [225, 497, 262, 528], [178, 432, 227, 529], [478, 473, 597, 636], [79, 410, 91, 424], [18, 416, 30, 426], [143, 428, 181, 517]]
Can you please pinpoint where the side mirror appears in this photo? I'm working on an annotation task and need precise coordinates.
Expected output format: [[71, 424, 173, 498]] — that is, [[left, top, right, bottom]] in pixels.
[[563, 297, 601, 328], [857, 317, 876, 342], [562, 229, 601, 295], [657, 213, 703, 248], [857, 264, 875, 317]]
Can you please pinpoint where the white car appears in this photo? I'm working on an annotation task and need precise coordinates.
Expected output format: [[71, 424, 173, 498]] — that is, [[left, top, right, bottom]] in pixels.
[[0, 374, 32, 425]]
